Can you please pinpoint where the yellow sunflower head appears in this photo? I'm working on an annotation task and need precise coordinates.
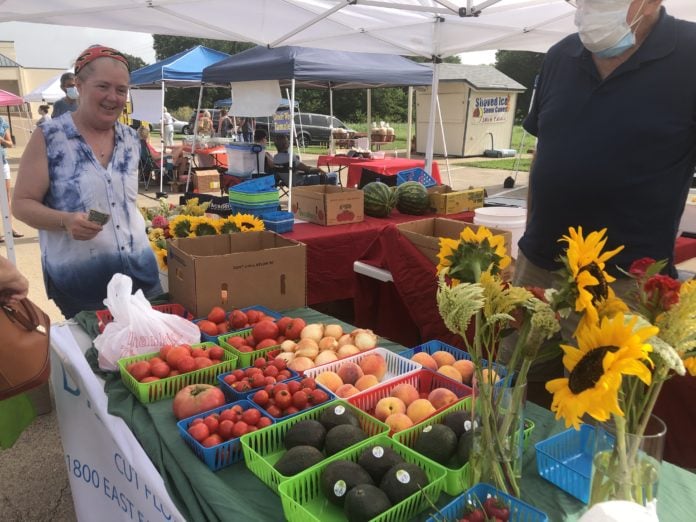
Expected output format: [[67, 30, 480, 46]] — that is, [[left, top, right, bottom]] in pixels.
[[546, 313, 656, 429], [168, 215, 194, 238], [154, 248, 167, 270], [233, 213, 265, 232], [191, 216, 218, 236], [683, 357, 696, 377]]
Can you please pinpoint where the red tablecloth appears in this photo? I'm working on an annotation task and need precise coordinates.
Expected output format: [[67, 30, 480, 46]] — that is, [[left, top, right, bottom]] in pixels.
[[345, 158, 442, 188], [317, 155, 378, 170], [675, 235, 696, 264], [284, 211, 473, 306]]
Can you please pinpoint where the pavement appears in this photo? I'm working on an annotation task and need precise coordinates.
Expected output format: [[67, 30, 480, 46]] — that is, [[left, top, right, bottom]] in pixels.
[[0, 142, 528, 521]]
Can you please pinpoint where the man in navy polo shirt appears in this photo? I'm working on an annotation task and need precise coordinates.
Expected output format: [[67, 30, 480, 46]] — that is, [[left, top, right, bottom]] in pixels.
[[511, 0, 696, 403]]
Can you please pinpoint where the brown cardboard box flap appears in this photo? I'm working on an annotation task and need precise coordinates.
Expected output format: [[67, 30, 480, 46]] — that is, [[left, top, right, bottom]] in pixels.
[[291, 185, 364, 226]]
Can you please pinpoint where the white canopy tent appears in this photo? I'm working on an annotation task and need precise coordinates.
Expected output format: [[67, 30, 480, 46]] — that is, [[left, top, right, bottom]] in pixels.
[[23, 69, 71, 103]]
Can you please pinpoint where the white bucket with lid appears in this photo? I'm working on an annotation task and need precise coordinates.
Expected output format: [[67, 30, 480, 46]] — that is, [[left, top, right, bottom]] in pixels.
[[473, 206, 527, 259]]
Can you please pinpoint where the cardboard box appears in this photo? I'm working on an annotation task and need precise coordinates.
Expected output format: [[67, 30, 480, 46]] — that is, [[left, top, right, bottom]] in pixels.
[[193, 169, 221, 193], [428, 186, 485, 215], [167, 232, 306, 316], [396, 217, 513, 279], [291, 185, 364, 226]]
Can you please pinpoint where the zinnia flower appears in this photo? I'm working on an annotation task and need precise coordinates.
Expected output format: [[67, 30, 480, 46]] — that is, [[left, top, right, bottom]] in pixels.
[[644, 274, 681, 312], [546, 313, 656, 429]]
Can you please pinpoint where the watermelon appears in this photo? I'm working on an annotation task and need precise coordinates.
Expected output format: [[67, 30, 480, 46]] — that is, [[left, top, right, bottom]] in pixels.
[[363, 181, 397, 218], [396, 181, 430, 215]]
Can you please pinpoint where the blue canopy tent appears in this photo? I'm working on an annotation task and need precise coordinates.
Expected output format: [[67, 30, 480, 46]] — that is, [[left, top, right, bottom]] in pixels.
[[129, 45, 231, 194], [201, 45, 434, 202]]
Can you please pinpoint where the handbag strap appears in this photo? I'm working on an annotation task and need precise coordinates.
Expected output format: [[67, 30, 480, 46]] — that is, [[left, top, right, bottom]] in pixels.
[[2, 299, 47, 334]]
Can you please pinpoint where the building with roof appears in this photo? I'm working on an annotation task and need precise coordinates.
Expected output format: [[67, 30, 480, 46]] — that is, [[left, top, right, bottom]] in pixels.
[[415, 63, 526, 157]]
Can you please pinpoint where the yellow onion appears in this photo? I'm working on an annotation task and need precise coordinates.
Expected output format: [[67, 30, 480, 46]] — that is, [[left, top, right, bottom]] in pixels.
[[353, 330, 378, 351], [300, 323, 325, 343], [314, 350, 338, 366], [318, 336, 339, 351], [280, 340, 297, 352], [288, 356, 315, 372], [275, 352, 295, 364], [296, 344, 319, 360], [324, 324, 343, 339], [337, 344, 360, 358], [337, 334, 353, 347]]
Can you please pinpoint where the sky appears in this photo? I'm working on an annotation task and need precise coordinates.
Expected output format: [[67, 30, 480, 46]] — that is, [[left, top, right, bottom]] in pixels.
[[0, 22, 495, 69]]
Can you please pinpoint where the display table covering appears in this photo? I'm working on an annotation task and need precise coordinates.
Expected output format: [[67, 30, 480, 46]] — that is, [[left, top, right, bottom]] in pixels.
[[69, 308, 696, 522], [345, 158, 442, 188]]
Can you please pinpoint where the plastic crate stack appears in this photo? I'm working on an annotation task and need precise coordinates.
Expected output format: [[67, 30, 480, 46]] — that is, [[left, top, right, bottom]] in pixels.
[[228, 175, 280, 217]]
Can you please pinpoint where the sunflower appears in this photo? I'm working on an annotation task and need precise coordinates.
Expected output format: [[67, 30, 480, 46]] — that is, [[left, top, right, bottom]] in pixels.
[[218, 216, 241, 234], [436, 225, 511, 284], [191, 216, 218, 236], [232, 213, 265, 232], [684, 357, 696, 377], [168, 215, 194, 238], [148, 227, 166, 242], [559, 227, 624, 326], [154, 248, 167, 270], [546, 313, 656, 429]]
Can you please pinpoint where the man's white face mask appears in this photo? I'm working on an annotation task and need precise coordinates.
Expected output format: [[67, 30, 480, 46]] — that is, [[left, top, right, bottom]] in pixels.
[[66, 86, 79, 100], [574, 0, 646, 59]]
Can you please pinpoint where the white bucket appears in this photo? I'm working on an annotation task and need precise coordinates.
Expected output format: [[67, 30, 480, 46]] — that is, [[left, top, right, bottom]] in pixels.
[[473, 206, 527, 259]]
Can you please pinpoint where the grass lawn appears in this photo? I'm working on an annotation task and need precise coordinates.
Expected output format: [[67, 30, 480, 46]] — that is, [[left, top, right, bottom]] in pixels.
[[464, 157, 532, 171]]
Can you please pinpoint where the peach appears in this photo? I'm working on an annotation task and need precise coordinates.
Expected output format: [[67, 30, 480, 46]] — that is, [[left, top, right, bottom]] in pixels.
[[389, 383, 420, 407], [355, 374, 379, 391], [438, 365, 463, 383], [335, 383, 360, 398], [374, 396, 406, 422], [406, 398, 436, 424], [432, 350, 456, 368], [337, 344, 360, 358], [314, 349, 339, 366], [411, 352, 438, 371], [453, 359, 475, 385], [473, 368, 501, 388], [315, 371, 343, 392], [359, 353, 387, 380], [384, 413, 414, 433], [337, 361, 364, 385], [427, 387, 459, 410]]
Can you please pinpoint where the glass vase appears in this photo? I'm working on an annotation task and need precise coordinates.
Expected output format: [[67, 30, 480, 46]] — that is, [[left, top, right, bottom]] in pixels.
[[470, 381, 526, 497], [590, 414, 666, 512]]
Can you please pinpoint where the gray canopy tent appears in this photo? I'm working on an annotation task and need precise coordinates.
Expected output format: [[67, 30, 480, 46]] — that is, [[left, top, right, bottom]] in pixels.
[[201, 45, 433, 204]]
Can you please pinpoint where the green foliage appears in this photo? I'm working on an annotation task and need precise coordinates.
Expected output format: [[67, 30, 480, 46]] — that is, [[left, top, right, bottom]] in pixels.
[[123, 52, 146, 72], [495, 51, 545, 122]]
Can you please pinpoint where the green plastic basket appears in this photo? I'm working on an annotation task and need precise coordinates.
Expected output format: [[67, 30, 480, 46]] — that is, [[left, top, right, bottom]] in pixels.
[[218, 329, 281, 368], [394, 399, 535, 496], [240, 400, 389, 494], [117, 342, 238, 404], [278, 435, 447, 522]]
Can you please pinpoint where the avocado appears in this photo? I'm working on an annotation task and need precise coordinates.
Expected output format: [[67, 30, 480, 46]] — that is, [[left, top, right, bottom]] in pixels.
[[324, 424, 367, 456], [344, 484, 392, 522], [319, 404, 361, 431], [274, 445, 324, 477], [456, 427, 479, 466], [443, 410, 473, 439], [379, 462, 429, 505], [320, 460, 374, 506], [284, 419, 327, 451], [357, 445, 405, 483], [413, 424, 458, 465]]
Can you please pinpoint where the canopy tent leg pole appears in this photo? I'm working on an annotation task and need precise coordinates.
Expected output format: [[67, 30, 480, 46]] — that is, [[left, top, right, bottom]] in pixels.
[[406, 86, 413, 159], [158, 80, 166, 197], [366, 89, 372, 154], [425, 18, 443, 176], [288, 80, 296, 211], [329, 85, 334, 156], [185, 84, 205, 194], [435, 94, 452, 186], [508, 74, 539, 189]]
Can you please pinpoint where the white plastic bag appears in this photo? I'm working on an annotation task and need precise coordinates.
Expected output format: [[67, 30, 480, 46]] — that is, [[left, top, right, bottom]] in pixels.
[[94, 274, 200, 371]]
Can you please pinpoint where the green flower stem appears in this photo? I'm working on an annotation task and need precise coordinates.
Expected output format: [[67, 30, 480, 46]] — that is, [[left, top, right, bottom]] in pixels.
[[614, 416, 633, 500]]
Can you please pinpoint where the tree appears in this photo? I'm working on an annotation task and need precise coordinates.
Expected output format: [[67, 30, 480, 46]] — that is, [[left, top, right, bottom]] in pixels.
[[122, 52, 146, 73], [495, 50, 545, 121]]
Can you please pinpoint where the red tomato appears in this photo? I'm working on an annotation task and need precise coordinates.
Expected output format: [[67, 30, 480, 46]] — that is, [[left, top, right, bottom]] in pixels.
[[241, 408, 262, 426], [208, 346, 225, 360], [252, 320, 280, 343], [172, 384, 225, 420], [207, 306, 227, 324], [218, 420, 235, 440], [130, 361, 152, 382], [187, 422, 210, 443], [203, 415, 219, 434], [201, 434, 223, 448]]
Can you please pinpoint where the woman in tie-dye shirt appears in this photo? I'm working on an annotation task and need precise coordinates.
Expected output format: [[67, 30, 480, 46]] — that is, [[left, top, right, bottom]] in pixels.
[[12, 46, 160, 318]]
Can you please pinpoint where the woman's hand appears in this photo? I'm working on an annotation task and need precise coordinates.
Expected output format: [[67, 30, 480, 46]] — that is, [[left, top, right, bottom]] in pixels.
[[0, 258, 29, 306], [64, 212, 103, 240]]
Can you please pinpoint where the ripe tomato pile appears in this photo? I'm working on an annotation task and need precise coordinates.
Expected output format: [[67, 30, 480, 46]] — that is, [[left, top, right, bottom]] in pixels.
[[126, 344, 226, 383], [197, 306, 278, 338], [223, 317, 306, 353], [186, 404, 273, 448], [221, 357, 293, 394], [251, 377, 331, 418]]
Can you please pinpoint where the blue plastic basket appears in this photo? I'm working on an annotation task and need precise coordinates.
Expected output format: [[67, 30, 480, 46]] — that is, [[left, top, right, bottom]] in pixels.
[[248, 379, 337, 423], [399, 340, 512, 385], [218, 366, 300, 402], [260, 211, 294, 233], [535, 424, 595, 503], [177, 399, 275, 471], [231, 202, 280, 217], [396, 167, 437, 188], [230, 175, 276, 193], [195, 305, 283, 344], [426, 483, 549, 522]]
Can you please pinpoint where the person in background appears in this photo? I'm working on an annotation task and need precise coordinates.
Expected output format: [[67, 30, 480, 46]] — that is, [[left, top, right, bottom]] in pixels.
[[12, 45, 161, 318], [196, 110, 213, 138], [241, 116, 255, 143], [218, 109, 234, 138], [273, 134, 337, 186], [253, 129, 277, 174], [51, 72, 79, 118], [0, 116, 22, 241], [162, 106, 174, 148], [36, 105, 51, 126], [504, 0, 696, 405], [0, 255, 28, 307]]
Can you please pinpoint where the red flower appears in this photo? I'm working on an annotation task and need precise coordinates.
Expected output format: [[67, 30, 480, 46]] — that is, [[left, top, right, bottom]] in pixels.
[[644, 274, 681, 311], [629, 257, 656, 278]]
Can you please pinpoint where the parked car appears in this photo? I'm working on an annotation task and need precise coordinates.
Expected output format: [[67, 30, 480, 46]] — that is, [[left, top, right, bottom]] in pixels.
[[172, 117, 188, 134], [256, 112, 353, 146]]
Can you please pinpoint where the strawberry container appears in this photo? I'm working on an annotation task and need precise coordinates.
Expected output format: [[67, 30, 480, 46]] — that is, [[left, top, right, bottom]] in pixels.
[[217, 365, 300, 402], [425, 483, 548, 522], [278, 434, 447, 522], [117, 342, 237, 404], [196, 305, 283, 344], [240, 399, 389, 494], [96, 303, 194, 334], [302, 347, 422, 394], [534, 424, 595, 503], [177, 399, 275, 471], [347, 369, 472, 435], [248, 378, 337, 423]]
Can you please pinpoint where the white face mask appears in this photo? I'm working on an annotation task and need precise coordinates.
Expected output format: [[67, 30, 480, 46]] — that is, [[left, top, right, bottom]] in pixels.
[[66, 86, 79, 100], [574, 0, 645, 58]]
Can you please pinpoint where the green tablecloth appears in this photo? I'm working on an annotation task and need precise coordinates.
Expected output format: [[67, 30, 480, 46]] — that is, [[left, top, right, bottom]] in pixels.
[[77, 307, 696, 522]]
